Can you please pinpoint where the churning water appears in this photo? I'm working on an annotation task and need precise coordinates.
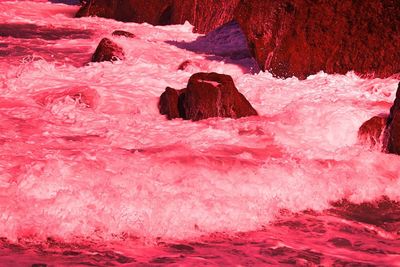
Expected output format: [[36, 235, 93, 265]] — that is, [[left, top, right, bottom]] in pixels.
[[0, 1, 399, 266]]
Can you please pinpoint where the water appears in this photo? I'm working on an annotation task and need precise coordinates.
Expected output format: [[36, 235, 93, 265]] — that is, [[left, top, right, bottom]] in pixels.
[[0, 1, 399, 266]]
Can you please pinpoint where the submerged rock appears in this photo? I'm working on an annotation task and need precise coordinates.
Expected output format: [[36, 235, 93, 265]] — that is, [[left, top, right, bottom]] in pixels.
[[159, 72, 257, 121], [234, 0, 400, 79], [91, 37, 124, 62], [112, 30, 135, 38], [177, 60, 191, 71], [358, 116, 387, 148]]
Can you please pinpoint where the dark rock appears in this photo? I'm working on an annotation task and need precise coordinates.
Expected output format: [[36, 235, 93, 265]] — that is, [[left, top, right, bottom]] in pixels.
[[234, 0, 400, 79], [159, 87, 187, 119], [75, 0, 239, 34], [358, 116, 387, 148], [183, 72, 258, 120], [77, 0, 399, 79], [178, 60, 191, 70], [159, 72, 257, 121], [112, 30, 135, 38], [91, 37, 124, 62], [76, 0, 117, 19], [387, 83, 400, 154]]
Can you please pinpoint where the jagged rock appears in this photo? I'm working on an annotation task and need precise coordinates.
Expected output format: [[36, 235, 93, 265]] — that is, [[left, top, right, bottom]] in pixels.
[[75, 0, 239, 34], [234, 0, 400, 79], [91, 38, 124, 62], [387, 83, 400, 154], [358, 116, 387, 148], [112, 30, 135, 38], [159, 72, 257, 121]]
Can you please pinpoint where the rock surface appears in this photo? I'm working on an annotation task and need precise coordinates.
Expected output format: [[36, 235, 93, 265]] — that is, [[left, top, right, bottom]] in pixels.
[[76, 0, 239, 34], [234, 0, 400, 79], [77, 0, 399, 79], [387, 83, 400, 154], [159, 72, 257, 121], [159, 87, 186, 119], [91, 37, 124, 62], [358, 116, 387, 148]]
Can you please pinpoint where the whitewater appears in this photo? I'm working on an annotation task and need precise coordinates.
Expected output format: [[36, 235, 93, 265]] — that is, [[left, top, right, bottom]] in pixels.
[[0, 1, 399, 266]]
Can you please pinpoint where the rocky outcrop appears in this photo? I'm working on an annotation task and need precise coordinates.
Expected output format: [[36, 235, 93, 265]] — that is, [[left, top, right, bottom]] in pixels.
[[387, 83, 400, 154], [234, 0, 400, 79], [112, 30, 135, 38], [159, 72, 257, 121], [91, 38, 124, 62], [358, 116, 387, 148], [77, 0, 399, 79], [75, 0, 239, 34]]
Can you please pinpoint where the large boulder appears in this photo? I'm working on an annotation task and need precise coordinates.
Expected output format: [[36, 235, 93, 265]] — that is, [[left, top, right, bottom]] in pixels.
[[159, 72, 257, 121], [91, 38, 124, 62], [387, 83, 400, 154], [75, 0, 239, 34], [234, 0, 400, 79]]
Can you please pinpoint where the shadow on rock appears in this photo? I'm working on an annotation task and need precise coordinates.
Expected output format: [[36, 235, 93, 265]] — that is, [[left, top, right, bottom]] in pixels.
[[165, 21, 260, 74]]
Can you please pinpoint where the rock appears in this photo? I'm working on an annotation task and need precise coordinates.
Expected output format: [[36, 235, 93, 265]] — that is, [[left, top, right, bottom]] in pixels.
[[183, 72, 258, 120], [76, 0, 117, 19], [159, 87, 186, 119], [77, 0, 399, 79], [177, 60, 191, 70], [358, 116, 387, 148], [91, 38, 124, 62], [234, 0, 400, 79], [387, 83, 400, 154], [75, 0, 239, 34], [159, 72, 257, 121], [112, 30, 135, 38]]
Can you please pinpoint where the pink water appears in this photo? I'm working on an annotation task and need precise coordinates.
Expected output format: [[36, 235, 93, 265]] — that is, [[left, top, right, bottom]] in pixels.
[[0, 1, 400, 266]]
